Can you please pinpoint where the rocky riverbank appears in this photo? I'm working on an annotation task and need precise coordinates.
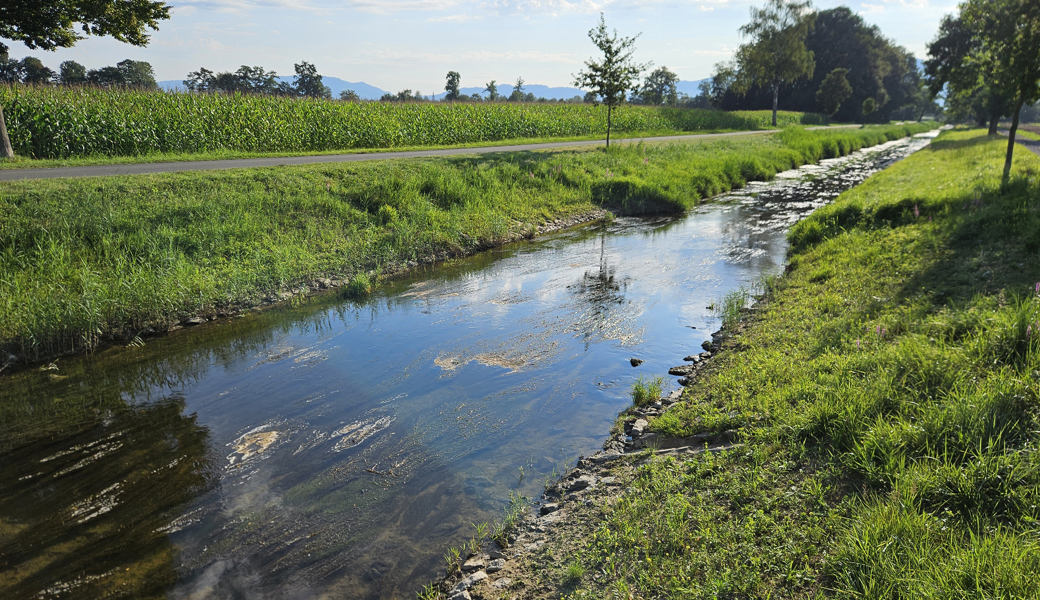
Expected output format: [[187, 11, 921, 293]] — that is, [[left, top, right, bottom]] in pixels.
[[428, 326, 744, 600]]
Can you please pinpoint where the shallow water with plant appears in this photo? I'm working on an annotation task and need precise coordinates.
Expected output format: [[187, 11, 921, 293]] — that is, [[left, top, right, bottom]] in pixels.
[[0, 132, 935, 600]]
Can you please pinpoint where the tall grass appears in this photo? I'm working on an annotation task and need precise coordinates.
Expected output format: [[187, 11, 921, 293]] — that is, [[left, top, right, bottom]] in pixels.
[[0, 124, 933, 362], [0, 84, 825, 159], [632, 130, 1040, 597]]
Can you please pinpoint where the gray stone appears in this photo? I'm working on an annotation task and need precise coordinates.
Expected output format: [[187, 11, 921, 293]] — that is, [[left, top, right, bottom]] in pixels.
[[568, 475, 596, 491], [462, 556, 485, 573], [487, 558, 506, 573], [539, 503, 560, 516], [448, 591, 471, 600], [701, 340, 713, 351], [668, 364, 696, 376], [683, 354, 701, 363], [452, 570, 487, 593], [492, 578, 512, 589], [277, 291, 294, 301], [489, 547, 508, 559], [183, 316, 207, 326], [600, 476, 617, 485], [629, 419, 649, 436]]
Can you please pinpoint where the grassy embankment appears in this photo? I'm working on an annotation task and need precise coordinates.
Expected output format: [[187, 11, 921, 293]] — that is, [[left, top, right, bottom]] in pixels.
[[0, 124, 931, 364], [545, 129, 1040, 598], [0, 84, 825, 166]]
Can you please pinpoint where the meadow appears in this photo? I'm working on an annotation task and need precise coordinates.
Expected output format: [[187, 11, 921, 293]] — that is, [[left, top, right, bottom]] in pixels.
[[556, 129, 1040, 598], [0, 85, 824, 159], [0, 123, 931, 364]]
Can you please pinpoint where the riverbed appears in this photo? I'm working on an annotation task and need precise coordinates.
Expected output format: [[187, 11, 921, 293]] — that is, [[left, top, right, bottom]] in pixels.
[[0, 131, 937, 600]]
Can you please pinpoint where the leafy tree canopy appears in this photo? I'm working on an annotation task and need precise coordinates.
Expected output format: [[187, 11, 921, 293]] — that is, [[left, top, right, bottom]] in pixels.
[[444, 70, 461, 101], [638, 66, 679, 106], [816, 67, 852, 115], [734, 0, 815, 126], [0, 0, 170, 53]]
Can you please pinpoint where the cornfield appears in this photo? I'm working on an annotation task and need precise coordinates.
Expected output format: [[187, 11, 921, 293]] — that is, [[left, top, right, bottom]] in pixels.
[[0, 85, 825, 159]]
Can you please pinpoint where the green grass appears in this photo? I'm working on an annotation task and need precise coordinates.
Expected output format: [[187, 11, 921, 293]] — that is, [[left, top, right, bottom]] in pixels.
[[560, 129, 1040, 598], [631, 375, 665, 406], [0, 84, 827, 159], [0, 123, 933, 363]]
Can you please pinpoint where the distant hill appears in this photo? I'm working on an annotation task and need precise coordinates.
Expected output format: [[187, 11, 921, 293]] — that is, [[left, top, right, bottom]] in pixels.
[[158, 76, 390, 100], [157, 77, 710, 102]]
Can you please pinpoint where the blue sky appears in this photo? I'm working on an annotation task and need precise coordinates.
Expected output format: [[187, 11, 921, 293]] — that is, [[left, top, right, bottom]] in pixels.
[[8, 0, 955, 92]]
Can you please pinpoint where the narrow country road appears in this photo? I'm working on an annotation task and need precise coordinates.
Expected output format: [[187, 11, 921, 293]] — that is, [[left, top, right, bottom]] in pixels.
[[0, 127, 838, 182]]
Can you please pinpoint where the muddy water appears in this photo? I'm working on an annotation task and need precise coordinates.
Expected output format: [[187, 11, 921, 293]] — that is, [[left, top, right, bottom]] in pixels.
[[0, 132, 936, 600]]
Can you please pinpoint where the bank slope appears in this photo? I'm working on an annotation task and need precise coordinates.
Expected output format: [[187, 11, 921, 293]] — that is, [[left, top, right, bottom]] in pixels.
[[0, 124, 932, 366], [484, 129, 1039, 599]]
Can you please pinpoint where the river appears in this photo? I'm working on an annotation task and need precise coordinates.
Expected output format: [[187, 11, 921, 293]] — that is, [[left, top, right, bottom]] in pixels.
[[0, 131, 937, 600]]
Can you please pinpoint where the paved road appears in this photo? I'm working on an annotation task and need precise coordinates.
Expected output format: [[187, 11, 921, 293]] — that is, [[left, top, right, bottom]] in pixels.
[[0, 129, 799, 182], [0, 125, 865, 182], [999, 128, 1040, 157]]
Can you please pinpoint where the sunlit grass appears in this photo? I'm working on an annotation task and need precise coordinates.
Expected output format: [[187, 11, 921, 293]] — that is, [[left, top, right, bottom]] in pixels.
[[0, 123, 932, 362], [565, 129, 1040, 597]]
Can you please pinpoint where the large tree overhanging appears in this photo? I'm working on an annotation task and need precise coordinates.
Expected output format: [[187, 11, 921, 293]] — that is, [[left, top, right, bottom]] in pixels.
[[573, 14, 648, 149], [734, 0, 816, 127], [0, 0, 170, 158]]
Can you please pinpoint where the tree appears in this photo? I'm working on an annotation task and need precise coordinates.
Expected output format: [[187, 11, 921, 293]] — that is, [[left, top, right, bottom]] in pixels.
[[509, 76, 526, 101], [20, 57, 54, 84], [925, 13, 1006, 133], [815, 67, 852, 115], [639, 66, 679, 105], [702, 61, 737, 108], [340, 89, 360, 102], [484, 80, 499, 100], [963, 0, 1040, 181], [59, 60, 87, 85], [733, 0, 816, 126], [0, 52, 22, 83], [444, 70, 461, 101], [0, 0, 170, 158], [293, 61, 330, 98], [87, 65, 123, 87], [117, 59, 156, 89], [573, 13, 648, 148], [0, 0, 169, 54]]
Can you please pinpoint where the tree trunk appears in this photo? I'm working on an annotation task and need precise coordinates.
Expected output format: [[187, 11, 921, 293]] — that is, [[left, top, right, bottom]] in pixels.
[[771, 86, 778, 127], [988, 113, 999, 135], [0, 105, 13, 159], [606, 104, 612, 149], [1003, 98, 1025, 183]]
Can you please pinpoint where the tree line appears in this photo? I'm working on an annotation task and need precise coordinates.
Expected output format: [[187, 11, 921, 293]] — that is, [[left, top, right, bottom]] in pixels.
[[0, 53, 157, 88]]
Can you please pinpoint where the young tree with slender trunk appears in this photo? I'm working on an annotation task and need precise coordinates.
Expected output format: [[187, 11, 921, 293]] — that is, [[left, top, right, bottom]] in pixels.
[[573, 13, 648, 148], [962, 0, 1040, 182], [0, 0, 170, 158], [734, 0, 816, 127]]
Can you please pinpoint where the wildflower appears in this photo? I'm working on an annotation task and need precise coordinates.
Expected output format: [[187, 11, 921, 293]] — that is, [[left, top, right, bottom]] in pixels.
[[855, 339, 860, 349], [914, 204, 919, 218], [1035, 281, 1039, 295], [1029, 324, 1033, 338]]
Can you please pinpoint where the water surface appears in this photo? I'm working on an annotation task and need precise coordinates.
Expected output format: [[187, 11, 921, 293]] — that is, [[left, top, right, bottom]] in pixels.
[[0, 132, 936, 599]]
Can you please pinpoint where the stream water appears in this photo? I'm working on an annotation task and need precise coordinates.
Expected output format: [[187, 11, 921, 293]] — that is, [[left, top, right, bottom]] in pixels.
[[0, 131, 937, 600]]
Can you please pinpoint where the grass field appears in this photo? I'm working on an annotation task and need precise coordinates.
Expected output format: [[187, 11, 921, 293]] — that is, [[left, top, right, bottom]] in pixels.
[[0, 123, 932, 364], [0, 85, 827, 159], [552, 129, 1040, 598]]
